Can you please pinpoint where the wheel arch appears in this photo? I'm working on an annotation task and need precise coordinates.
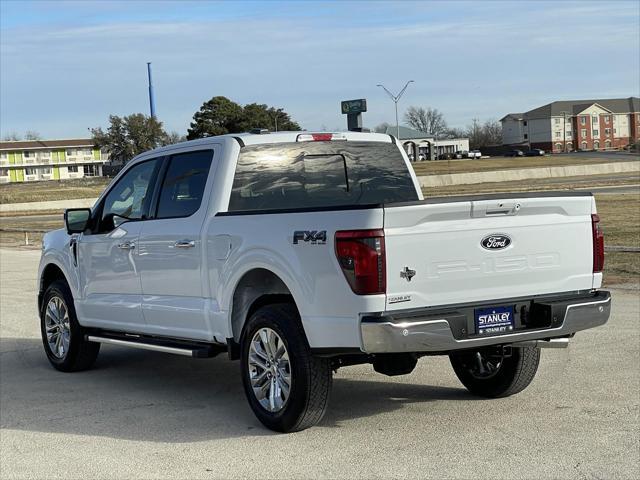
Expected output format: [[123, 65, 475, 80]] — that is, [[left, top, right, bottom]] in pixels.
[[38, 262, 71, 312], [229, 268, 300, 344]]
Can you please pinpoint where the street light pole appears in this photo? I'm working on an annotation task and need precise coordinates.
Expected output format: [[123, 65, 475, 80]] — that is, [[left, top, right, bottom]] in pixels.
[[377, 80, 414, 140]]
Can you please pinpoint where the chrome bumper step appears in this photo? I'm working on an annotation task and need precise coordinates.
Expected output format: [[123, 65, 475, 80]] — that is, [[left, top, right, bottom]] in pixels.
[[361, 291, 611, 354]]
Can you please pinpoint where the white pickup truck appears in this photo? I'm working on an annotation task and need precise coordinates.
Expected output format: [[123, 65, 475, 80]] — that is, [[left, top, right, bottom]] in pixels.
[[38, 131, 611, 432]]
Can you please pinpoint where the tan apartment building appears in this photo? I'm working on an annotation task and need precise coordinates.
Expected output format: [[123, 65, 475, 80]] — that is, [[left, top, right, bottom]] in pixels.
[[0, 139, 107, 183], [501, 97, 639, 153]]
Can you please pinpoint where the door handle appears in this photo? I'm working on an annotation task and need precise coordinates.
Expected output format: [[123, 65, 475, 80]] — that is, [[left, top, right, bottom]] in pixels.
[[174, 239, 195, 249], [117, 241, 136, 250]]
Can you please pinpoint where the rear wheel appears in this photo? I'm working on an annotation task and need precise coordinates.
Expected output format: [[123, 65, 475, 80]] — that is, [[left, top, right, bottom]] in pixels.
[[240, 303, 332, 432], [40, 280, 100, 372], [449, 346, 540, 398]]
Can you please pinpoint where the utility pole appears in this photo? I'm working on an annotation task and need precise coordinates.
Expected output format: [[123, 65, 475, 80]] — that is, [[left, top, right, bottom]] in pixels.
[[272, 109, 283, 132], [377, 80, 414, 140], [147, 62, 156, 118]]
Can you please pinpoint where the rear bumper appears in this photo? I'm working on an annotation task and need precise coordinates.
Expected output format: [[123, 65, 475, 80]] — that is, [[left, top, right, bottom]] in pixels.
[[360, 290, 611, 353]]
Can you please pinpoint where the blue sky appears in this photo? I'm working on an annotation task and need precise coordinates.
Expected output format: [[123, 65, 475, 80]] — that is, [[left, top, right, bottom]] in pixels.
[[1, 0, 639, 138]]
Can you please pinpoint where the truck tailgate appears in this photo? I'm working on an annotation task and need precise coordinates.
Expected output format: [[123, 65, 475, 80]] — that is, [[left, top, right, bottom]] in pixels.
[[383, 194, 596, 311]]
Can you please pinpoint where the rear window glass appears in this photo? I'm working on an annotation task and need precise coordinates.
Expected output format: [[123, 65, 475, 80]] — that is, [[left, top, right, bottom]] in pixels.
[[228, 141, 418, 211]]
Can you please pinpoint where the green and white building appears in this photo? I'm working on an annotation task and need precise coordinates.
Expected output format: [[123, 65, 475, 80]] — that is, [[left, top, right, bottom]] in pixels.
[[0, 138, 107, 183]]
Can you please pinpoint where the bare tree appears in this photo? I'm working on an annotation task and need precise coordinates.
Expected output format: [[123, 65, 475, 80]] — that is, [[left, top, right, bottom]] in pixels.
[[24, 130, 41, 140], [404, 106, 448, 135], [3, 132, 21, 141], [374, 122, 392, 133], [162, 131, 186, 146], [466, 118, 483, 148], [444, 127, 467, 139], [482, 119, 502, 146]]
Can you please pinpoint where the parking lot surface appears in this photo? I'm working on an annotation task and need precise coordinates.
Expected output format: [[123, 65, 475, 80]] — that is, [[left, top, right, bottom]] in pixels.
[[1, 248, 638, 479]]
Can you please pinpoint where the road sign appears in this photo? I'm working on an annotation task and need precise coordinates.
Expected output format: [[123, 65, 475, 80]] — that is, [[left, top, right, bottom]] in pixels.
[[341, 99, 367, 115]]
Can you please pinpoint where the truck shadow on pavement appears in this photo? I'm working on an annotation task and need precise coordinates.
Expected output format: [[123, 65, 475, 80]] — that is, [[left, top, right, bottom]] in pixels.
[[1, 337, 475, 440]]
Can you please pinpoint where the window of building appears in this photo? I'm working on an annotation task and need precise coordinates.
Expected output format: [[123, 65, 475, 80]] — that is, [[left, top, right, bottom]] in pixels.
[[592, 115, 598, 125], [0, 152, 7, 161], [614, 128, 617, 134], [39, 150, 51, 157], [40, 167, 51, 175], [554, 118, 561, 125], [605, 140, 611, 149], [23, 151, 35, 158], [0, 168, 8, 176], [25, 167, 37, 175], [523, 121, 527, 126], [66, 149, 76, 157], [68, 165, 79, 173], [524, 134, 528, 139], [604, 115, 610, 124], [156, 150, 214, 219], [580, 116, 587, 125], [566, 132, 572, 140], [555, 143, 563, 151], [581, 129, 587, 138], [593, 129, 599, 137], [593, 140, 600, 150], [605, 128, 611, 136], [83, 164, 99, 177], [581, 141, 588, 150], [555, 131, 562, 138]]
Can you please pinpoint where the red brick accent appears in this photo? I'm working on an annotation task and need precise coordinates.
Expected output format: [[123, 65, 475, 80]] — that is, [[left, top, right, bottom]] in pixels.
[[630, 113, 639, 142]]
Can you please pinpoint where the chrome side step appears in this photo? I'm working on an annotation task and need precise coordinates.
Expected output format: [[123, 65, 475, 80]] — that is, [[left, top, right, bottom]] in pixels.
[[86, 335, 223, 358]]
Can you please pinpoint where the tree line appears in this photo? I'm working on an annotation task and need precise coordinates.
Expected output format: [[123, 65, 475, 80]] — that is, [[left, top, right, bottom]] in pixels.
[[90, 96, 301, 164], [375, 106, 502, 149]]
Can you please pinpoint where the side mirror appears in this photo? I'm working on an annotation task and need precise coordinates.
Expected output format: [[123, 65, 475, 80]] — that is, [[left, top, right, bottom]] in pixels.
[[64, 208, 92, 234]]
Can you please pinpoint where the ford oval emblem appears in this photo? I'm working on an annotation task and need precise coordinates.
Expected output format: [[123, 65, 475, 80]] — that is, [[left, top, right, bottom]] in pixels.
[[481, 234, 512, 250]]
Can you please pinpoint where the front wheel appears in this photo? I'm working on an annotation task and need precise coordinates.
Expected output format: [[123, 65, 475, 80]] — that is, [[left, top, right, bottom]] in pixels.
[[40, 280, 100, 372], [449, 346, 540, 398], [240, 303, 332, 432]]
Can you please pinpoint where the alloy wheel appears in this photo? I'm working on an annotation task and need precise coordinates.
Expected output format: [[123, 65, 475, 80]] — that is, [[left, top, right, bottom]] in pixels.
[[248, 327, 292, 413], [44, 296, 71, 359]]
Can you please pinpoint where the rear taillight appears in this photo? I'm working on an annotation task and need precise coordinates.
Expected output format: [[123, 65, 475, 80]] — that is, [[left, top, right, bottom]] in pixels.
[[335, 229, 385, 295], [591, 214, 605, 273]]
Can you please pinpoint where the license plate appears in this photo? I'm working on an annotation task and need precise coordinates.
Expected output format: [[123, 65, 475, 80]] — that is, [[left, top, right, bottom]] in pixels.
[[475, 306, 514, 335]]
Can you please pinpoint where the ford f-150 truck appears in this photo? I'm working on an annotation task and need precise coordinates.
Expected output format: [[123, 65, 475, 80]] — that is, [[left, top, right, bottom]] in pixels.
[[38, 131, 611, 432]]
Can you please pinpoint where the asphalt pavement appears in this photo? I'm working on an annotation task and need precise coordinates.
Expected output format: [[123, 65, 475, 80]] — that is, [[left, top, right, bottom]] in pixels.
[[0, 249, 638, 479]]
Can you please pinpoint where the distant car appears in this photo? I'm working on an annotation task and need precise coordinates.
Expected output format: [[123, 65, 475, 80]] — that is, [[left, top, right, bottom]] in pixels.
[[468, 150, 482, 159], [452, 151, 463, 159], [507, 149, 524, 157], [418, 153, 426, 161], [438, 152, 453, 160], [526, 149, 545, 156]]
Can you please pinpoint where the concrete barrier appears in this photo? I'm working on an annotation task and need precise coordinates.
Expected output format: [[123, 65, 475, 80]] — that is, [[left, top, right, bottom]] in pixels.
[[0, 198, 96, 213], [417, 161, 640, 188]]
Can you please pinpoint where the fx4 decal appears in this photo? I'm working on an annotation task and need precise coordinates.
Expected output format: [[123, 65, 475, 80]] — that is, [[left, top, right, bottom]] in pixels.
[[293, 230, 327, 245]]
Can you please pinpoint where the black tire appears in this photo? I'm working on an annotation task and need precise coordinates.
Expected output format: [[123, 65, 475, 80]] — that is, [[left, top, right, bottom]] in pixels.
[[240, 303, 332, 433], [40, 279, 100, 372], [449, 346, 540, 398]]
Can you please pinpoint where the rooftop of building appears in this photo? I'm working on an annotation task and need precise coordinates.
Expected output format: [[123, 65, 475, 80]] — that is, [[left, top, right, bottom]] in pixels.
[[501, 96, 639, 121], [0, 138, 95, 151]]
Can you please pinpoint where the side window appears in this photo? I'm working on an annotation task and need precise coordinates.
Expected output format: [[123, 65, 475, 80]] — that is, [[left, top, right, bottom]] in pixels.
[[101, 159, 160, 229], [156, 150, 213, 219]]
